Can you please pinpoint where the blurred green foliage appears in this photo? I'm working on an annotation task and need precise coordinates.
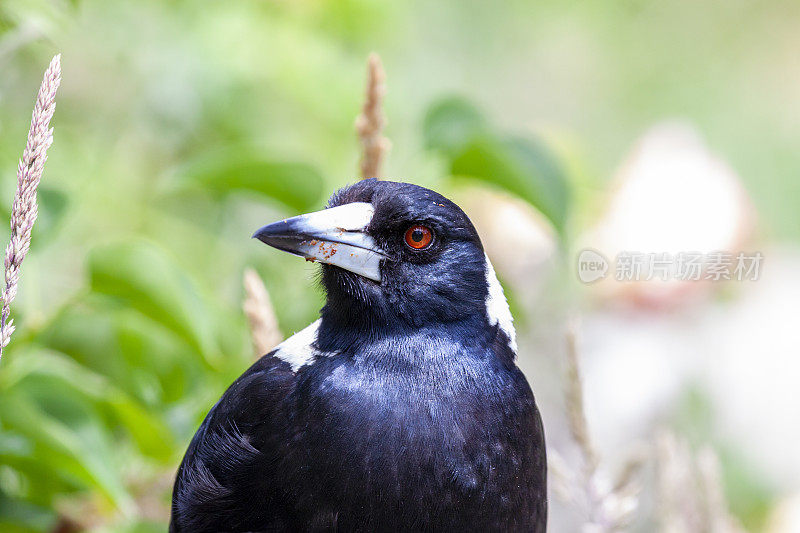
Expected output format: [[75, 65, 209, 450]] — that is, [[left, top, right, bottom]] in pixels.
[[0, 0, 794, 530], [424, 97, 570, 232]]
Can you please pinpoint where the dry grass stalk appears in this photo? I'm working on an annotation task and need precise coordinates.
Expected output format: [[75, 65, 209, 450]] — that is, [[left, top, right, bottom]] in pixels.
[[355, 53, 390, 179], [555, 328, 744, 532], [0, 54, 61, 360], [243, 268, 282, 357], [550, 323, 643, 532], [565, 325, 598, 475], [697, 447, 747, 533], [656, 431, 702, 532], [656, 431, 746, 533]]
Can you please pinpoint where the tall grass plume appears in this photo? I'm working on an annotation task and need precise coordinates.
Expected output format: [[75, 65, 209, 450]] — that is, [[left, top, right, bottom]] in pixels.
[[356, 53, 390, 179], [243, 268, 283, 358], [0, 54, 61, 360]]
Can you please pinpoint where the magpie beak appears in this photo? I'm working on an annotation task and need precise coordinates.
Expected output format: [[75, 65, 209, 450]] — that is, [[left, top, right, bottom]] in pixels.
[[253, 202, 386, 282]]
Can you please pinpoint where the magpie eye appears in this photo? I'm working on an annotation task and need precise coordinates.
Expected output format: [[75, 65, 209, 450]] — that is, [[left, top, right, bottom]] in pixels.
[[404, 225, 433, 250]]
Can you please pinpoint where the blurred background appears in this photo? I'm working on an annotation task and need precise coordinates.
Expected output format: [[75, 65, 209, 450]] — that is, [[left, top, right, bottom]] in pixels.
[[1, 0, 799, 531]]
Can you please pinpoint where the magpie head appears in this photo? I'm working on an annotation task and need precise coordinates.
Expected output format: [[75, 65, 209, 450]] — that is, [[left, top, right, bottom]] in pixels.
[[254, 180, 512, 345]]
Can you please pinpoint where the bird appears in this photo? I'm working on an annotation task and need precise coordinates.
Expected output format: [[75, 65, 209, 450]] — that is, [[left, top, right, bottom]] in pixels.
[[170, 179, 547, 532]]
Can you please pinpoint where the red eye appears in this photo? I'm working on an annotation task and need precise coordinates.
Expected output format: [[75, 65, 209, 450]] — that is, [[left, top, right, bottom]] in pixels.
[[404, 225, 433, 249]]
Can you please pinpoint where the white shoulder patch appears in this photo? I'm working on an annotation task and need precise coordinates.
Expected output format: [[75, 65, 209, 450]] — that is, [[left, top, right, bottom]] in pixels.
[[272, 319, 335, 371], [484, 254, 518, 353]]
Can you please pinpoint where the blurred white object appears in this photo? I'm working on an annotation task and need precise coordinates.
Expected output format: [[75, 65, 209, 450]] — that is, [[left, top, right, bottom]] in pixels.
[[704, 247, 800, 488], [559, 122, 800, 526], [580, 310, 699, 451], [582, 121, 754, 307], [580, 247, 800, 500]]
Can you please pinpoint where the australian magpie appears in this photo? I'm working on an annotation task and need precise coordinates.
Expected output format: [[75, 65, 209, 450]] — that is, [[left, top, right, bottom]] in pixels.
[[170, 179, 547, 532]]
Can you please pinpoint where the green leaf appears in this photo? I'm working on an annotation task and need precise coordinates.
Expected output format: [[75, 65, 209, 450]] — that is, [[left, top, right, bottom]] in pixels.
[[33, 187, 68, 242], [38, 302, 202, 406], [0, 493, 53, 533], [176, 147, 324, 211], [87, 241, 221, 367], [423, 96, 570, 232], [423, 97, 489, 157], [0, 393, 135, 515], [451, 136, 570, 231], [1, 350, 175, 462]]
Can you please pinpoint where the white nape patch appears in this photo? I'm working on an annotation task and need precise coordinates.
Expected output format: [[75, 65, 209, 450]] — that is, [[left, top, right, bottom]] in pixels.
[[484, 254, 518, 353], [272, 319, 334, 372], [298, 202, 374, 232]]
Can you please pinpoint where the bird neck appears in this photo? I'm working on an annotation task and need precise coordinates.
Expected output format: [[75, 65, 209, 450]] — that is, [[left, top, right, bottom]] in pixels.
[[316, 302, 496, 360]]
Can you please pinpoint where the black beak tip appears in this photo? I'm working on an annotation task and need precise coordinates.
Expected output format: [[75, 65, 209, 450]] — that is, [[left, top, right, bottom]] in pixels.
[[253, 220, 302, 248], [252, 223, 278, 244]]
